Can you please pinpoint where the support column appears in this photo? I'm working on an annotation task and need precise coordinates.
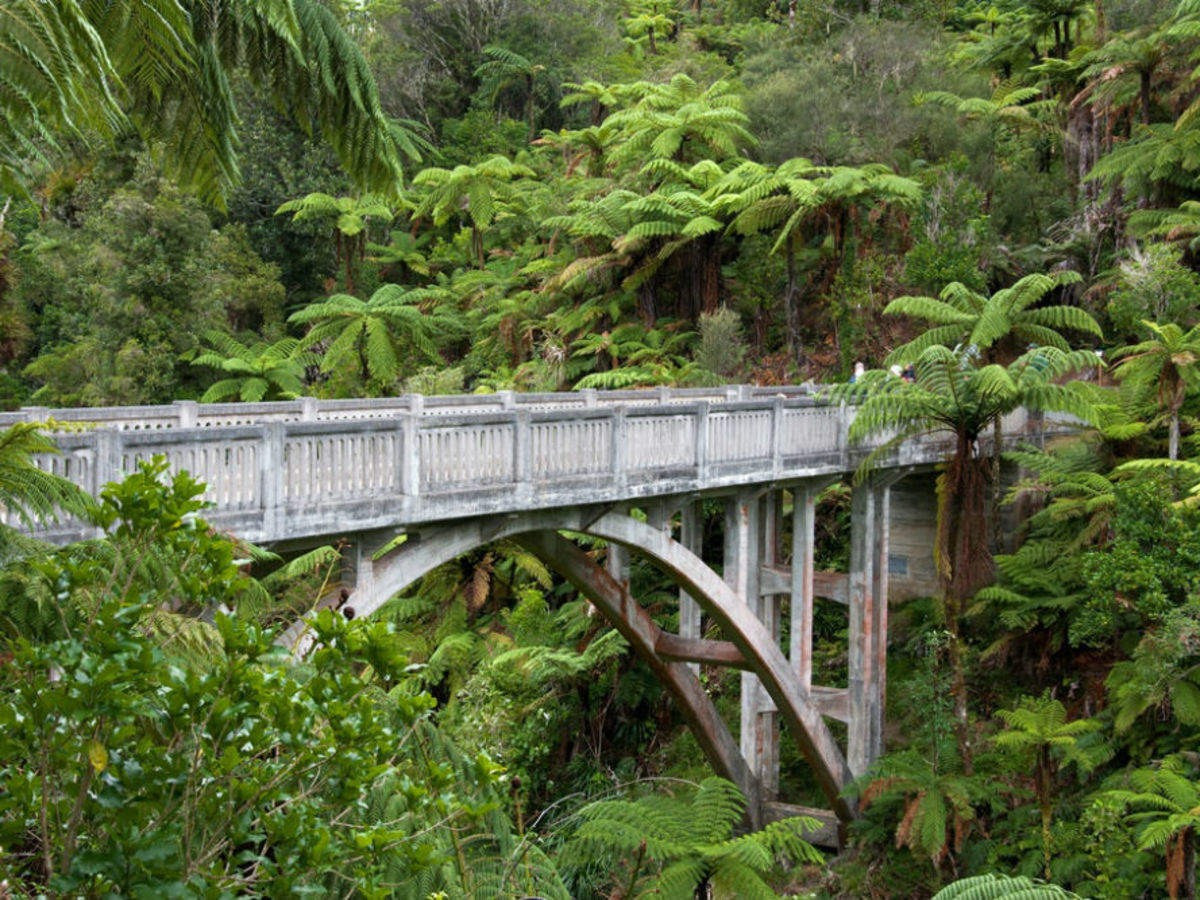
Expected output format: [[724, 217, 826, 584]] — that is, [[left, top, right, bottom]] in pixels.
[[790, 484, 817, 692], [870, 481, 890, 760], [679, 501, 703, 676], [606, 504, 630, 586], [848, 480, 889, 776], [725, 491, 768, 792], [342, 530, 396, 618], [757, 490, 783, 799]]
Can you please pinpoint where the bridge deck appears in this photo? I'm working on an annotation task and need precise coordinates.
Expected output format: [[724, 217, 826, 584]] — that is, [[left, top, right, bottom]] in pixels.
[[2, 386, 1043, 544]]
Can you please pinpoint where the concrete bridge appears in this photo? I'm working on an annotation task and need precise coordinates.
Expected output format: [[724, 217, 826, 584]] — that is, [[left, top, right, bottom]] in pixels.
[[1, 386, 1064, 836]]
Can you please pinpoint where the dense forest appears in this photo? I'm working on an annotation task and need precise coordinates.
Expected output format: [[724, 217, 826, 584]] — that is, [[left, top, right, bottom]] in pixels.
[[7, 0, 1200, 895]]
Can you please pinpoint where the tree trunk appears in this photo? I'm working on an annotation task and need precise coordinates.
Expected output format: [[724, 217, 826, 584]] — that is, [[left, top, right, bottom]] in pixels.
[[701, 240, 720, 315], [1171, 411, 1181, 461], [473, 225, 484, 269], [358, 326, 370, 385], [785, 233, 801, 364], [937, 433, 995, 773], [525, 73, 536, 140], [1185, 828, 1196, 900], [1141, 70, 1153, 125], [1038, 747, 1053, 880]]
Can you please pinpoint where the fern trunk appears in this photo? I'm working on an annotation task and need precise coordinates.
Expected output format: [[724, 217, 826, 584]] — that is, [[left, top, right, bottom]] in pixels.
[[937, 431, 995, 772], [1037, 746, 1053, 880], [1187, 828, 1196, 900], [785, 232, 801, 365]]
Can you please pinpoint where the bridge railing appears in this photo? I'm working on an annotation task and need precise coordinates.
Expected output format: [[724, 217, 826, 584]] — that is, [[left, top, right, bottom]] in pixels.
[[1, 389, 1050, 544]]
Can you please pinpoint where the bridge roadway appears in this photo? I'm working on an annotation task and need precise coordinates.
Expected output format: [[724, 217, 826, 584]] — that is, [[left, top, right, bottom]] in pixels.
[[1, 386, 1065, 838]]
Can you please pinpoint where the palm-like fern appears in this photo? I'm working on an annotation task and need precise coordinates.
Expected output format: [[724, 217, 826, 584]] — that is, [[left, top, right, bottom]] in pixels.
[[1112, 320, 1200, 460], [856, 749, 983, 872], [833, 344, 1104, 766], [1104, 755, 1200, 899], [884, 271, 1101, 365], [973, 441, 1116, 652], [993, 695, 1103, 878], [604, 74, 756, 170], [562, 777, 821, 899], [0, 0, 123, 195], [411, 156, 536, 268], [932, 872, 1080, 898], [0, 423, 89, 535], [474, 46, 548, 138], [1, 0, 418, 205], [190, 332, 313, 402], [275, 193, 394, 292], [289, 284, 452, 388], [724, 156, 920, 357]]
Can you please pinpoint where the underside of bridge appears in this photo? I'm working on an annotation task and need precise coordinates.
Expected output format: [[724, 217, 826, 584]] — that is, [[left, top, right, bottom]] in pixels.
[[280, 472, 940, 842]]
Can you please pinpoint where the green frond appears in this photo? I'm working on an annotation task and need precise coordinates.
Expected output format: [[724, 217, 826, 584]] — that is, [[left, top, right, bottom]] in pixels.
[[932, 872, 1080, 898], [0, 423, 91, 530]]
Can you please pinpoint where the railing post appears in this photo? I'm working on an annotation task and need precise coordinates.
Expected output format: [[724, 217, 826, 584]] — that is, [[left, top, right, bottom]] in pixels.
[[403, 394, 423, 499], [300, 396, 318, 422], [770, 395, 784, 477], [499, 390, 516, 410], [174, 400, 198, 428], [94, 429, 123, 493], [581, 389, 597, 408], [695, 401, 709, 484], [838, 402, 853, 469], [514, 408, 532, 501], [610, 405, 627, 494], [21, 406, 49, 424], [260, 422, 285, 540]]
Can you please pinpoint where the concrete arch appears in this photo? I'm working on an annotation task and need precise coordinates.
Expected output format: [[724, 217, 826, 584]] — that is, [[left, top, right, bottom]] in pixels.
[[328, 506, 855, 822]]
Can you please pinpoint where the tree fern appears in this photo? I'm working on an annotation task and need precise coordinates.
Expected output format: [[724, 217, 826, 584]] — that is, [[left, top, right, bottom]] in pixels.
[[884, 271, 1099, 366], [289, 284, 455, 387], [2, 0, 419, 205], [932, 872, 1081, 898], [1103, 755, 1200, 898], [561, 777, 821, 899], [0, 423, 90, 536]]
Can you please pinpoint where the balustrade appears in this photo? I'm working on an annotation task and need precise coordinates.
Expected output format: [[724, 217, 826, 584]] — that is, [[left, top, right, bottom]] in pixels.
[[1, 387, 1068, 544]]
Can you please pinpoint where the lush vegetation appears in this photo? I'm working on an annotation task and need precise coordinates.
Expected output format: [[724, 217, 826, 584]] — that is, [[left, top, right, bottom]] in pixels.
[[11, 0, 1200, 895]]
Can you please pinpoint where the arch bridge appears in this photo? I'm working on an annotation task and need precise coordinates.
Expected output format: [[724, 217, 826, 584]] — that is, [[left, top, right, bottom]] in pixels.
[[3, 386, 1067, 838]]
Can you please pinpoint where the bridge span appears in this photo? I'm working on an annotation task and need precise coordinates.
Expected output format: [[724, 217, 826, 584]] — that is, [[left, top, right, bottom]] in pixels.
[[2, 386, 1066, 836]]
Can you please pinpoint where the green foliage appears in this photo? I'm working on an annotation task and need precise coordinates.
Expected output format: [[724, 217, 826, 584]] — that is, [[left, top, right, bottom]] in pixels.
[[1075, 478, 1200, 647], [695, 306, 747, 377], [289, 284, 458, 390], [885, 271, 1101, 365], [1106, 244, 1200, 343], [190, 332, 313, 402], [561, 777, 821, 898], [16, 164, 285, 405], [0, 423, 89, 536], [1107, 603, 1200, 735], [0, 0, 416, 204], [932, 872, 1081, 898]]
